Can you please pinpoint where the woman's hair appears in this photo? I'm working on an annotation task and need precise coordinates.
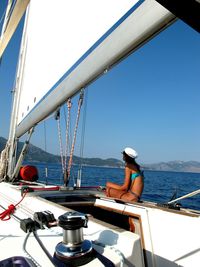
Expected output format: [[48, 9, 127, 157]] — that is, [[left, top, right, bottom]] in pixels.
[[123, 152, 141, 172]]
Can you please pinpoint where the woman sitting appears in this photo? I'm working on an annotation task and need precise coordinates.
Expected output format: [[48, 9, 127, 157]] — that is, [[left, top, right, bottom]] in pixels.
[[106, 147, 144, 202]]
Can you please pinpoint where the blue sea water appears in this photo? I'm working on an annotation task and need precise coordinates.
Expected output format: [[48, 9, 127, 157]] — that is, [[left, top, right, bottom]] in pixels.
[[34, 162, 200, 211]]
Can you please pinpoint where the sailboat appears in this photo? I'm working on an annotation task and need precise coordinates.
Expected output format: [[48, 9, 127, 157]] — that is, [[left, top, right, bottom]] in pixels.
[[0, 0, 199, 266]]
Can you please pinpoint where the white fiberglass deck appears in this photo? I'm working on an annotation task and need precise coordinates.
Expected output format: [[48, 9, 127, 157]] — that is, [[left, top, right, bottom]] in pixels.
[[0, 182, 144, 266]]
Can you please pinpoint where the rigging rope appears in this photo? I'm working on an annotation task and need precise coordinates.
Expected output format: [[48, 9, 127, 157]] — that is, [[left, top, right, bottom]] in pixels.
[[67, 90, 84, 181], [56, 91, 84, 185], [43, 121, 48, 184], [56, 99, 73, 186], [56, 109, 65, 176], [64, 99, 72, 185], [0, 142, 9, 181], [77, 89, 88, 187]]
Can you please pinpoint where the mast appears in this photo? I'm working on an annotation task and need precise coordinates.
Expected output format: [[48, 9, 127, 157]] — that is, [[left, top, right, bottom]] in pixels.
[[7, 13, 29, 179], [0, 0, 30, 179]]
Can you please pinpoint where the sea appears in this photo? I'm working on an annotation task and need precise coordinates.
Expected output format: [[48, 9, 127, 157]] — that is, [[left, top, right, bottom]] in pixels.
[[32, 162, 200, 211]]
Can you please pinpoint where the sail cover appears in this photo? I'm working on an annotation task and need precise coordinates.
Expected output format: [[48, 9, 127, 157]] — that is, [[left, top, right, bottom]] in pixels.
[[15, 0, 175, 137], [16, 0, 140, 124]]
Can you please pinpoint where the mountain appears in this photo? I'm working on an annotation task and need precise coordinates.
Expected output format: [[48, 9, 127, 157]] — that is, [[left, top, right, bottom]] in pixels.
[[0, 136, 61, 163], [143, 161, 200, 173], [0, 137, 200, 172], [0, 137, 123, 167]]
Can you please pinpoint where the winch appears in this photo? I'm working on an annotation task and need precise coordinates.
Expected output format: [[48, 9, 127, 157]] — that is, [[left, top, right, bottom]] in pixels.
[[54, 211, 94, 266]]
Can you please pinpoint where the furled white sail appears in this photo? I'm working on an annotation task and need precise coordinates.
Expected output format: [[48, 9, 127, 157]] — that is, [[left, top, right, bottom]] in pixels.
[[15, 0, 176, 137], [16, 0, 140, 125]]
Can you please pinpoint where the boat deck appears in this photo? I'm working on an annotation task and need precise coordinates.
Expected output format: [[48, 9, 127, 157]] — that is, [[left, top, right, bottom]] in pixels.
[[0, 182, 199, 266], [0, 182, 145, 266]]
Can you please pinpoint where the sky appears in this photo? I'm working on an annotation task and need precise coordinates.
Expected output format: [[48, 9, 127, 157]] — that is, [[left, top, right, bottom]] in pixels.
[[0, 1, 200, 164]]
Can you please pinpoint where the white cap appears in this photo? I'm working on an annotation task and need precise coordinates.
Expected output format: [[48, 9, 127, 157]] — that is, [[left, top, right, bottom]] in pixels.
[[123, 147, 138, 158]]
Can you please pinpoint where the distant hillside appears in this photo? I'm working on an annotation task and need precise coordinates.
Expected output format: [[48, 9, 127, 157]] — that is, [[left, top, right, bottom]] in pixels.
[[143, 161, 200, 173], [0, 136, 61, 163], [0, 137, 123, 167], [1, 136, 200, 172]]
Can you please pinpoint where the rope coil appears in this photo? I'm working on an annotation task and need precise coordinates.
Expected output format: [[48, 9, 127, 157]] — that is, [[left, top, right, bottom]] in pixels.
[[0, 189, 28, 221], [0, 204, 15, 220]]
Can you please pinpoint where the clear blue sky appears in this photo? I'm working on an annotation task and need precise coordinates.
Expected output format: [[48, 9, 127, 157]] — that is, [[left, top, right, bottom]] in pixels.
[[0, 1, 200, 164]]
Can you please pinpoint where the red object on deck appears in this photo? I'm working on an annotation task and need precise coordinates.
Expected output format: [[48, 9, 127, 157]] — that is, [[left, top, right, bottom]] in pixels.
[[20, 165, 38, 181]]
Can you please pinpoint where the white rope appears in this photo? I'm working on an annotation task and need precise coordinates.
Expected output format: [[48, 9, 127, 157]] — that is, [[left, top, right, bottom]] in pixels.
[[56, 92, 84, 185], [168, 189, 200, 204], [56, 110, 65, 176], [77, 89, 88, 187], [64, 99, 72, 185], [43, 121, 48, 184], [67, 91, 84, 180], [0, 143, 9, 180]]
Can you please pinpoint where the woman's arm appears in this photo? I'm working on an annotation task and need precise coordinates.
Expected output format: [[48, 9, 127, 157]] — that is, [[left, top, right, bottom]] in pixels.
[[106, 167, 131, 190]]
